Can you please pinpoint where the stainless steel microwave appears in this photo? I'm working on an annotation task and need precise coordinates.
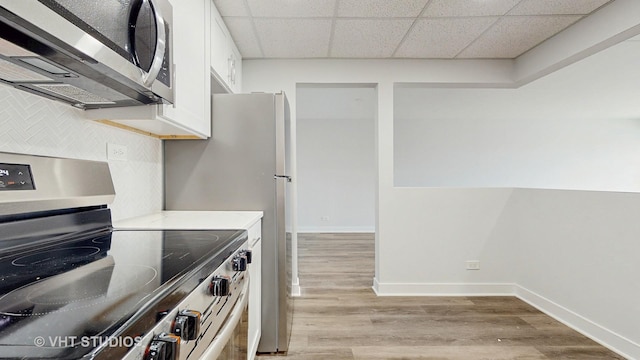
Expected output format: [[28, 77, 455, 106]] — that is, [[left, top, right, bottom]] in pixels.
[[0, 0, 173, 109]]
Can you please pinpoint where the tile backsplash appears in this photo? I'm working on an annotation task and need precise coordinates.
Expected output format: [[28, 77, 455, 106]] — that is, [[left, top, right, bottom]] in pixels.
[[0, 86, 163, 221]]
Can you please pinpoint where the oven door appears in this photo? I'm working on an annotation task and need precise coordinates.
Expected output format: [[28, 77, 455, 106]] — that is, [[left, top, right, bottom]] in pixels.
[[200, 280, 249, 360]]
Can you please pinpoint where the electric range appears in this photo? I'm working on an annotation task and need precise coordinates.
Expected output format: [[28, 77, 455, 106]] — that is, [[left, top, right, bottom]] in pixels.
[[0, 152, 250, 360]]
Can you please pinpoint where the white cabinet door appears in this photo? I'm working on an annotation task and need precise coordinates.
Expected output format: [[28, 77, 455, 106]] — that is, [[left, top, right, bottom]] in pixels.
[[210, 1, 242, 94], [247, 220, 262, 360], [162, 0, 210, 137], [210, 3, 229, 87]]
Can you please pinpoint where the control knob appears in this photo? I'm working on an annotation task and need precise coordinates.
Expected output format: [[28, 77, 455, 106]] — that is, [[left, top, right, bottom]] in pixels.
[[210, 275, 230, 297], [232, 254, 247, 271], [173, 310, 201, 341], [145, 333, 180, 360], [240, 249, 252, 264]]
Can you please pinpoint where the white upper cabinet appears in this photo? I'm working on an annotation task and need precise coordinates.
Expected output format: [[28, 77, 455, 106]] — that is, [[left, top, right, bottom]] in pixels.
[[210, 2, 242, 94], [85, 0, 212, 139]]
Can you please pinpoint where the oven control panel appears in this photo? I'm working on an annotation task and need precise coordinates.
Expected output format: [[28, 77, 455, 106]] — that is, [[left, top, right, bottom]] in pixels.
[[0, 163, 35, 191]]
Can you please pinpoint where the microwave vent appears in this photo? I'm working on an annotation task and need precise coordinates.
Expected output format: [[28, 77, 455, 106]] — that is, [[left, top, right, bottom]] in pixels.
[[0, 58, 53, 82], [33, 84, 116, 105], [0, 37, 36, 57]]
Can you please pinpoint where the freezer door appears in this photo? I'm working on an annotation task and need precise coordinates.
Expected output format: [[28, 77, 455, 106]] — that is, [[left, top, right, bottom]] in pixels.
[[164, 93, 276, 212]]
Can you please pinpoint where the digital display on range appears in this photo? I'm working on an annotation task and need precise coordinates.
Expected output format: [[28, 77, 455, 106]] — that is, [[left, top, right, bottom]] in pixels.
[[0, 163, 35, 191]]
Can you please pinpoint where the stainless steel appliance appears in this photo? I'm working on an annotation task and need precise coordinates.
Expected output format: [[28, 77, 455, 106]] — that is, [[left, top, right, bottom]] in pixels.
[[164, 92, 293, 354], [0, 152, 250, 360], [0, 0, 174, 109]]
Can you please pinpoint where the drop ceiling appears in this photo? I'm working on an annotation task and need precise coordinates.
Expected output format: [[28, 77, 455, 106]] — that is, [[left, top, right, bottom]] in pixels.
[[213, 0, 615, 59]]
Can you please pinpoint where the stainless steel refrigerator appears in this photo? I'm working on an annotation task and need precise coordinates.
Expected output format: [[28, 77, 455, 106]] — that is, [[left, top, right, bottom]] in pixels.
[[163, 92, 292, 353]]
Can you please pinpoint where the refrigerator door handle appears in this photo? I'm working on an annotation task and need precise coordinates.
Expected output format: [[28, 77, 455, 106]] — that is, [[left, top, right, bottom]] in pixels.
[[274, 175, 292, 182]]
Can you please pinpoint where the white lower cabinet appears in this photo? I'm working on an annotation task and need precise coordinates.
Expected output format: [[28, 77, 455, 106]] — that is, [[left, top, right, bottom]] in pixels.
[[247, 220, 261, 360]]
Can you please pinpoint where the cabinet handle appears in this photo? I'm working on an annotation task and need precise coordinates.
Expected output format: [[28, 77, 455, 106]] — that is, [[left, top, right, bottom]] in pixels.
[[250, 236, 261, 247], [227, 55, 236, 85]]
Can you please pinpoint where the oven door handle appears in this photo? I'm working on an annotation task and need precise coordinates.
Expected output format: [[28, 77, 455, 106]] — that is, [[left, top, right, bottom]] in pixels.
[[199, 278, 249, 359]]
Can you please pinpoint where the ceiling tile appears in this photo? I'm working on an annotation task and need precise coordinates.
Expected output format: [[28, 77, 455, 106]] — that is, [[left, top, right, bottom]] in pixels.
[[337, 0, 428, 18], [247, 0, 336, 18], [509, 0, 612, 15], [395, 17, 498, 58], [223, 18, 263, 58], [424, 0, 521, 17], [213, 0, 249, 17], [458, 15, 583, 58], [254, 19, 332, 58], [331, 19, 413, 58]]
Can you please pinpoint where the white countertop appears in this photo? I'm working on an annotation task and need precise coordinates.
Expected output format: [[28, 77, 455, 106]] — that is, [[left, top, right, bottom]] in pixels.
[[113, 211, 263, 230]]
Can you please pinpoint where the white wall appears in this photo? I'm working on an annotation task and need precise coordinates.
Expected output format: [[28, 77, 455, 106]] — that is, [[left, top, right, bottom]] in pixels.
[[375, 187, 640, 358], [297, 86, 375, 232], [243, 57, 514, 289], [387, 40, 640, 358], [242, 36, 640, 358], [0, 86, 163, 221], [376, 187, 517, 286], [511, 189, 640, 358], [394, 94, 640, 191], [395, 39, 640, 191]]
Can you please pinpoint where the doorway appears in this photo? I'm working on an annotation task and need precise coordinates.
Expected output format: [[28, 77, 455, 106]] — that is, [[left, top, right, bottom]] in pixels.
[[294, 83, 376, 294], [296, 84, 376, 233]]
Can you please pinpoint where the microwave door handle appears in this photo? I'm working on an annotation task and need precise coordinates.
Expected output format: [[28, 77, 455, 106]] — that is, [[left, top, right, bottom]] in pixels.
[[141, 0, 166, 87]]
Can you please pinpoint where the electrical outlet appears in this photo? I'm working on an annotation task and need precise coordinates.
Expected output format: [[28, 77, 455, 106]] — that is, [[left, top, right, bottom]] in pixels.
[[320, 216, 329, 222], [466, 260, 480, 270], [107, 143, 128, 161]]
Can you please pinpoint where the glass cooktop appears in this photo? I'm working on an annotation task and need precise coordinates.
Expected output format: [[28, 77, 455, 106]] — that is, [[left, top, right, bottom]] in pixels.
[[0, 228, 246, 359]]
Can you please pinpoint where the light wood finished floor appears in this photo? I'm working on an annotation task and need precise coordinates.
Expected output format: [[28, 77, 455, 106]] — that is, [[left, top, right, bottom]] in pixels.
[[270, 233, 625, 360]]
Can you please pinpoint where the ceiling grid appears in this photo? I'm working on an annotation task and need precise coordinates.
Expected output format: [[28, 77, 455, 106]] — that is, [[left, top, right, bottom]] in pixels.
[[212, 0, 615, 59], [390, 0, 434, 57], [326, 0, 340, 57]]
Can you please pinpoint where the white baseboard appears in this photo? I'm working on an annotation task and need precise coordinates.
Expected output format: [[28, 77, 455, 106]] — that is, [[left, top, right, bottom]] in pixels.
[[515, 285, 639, 360], [292, 276, 301, 297], [297, 226, 375, 233], [370, 279, 637, 359], [372, 278, 515, 296]]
